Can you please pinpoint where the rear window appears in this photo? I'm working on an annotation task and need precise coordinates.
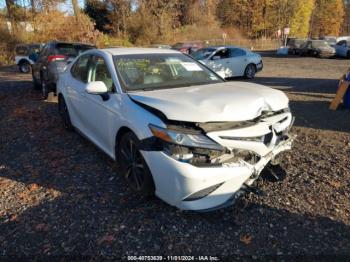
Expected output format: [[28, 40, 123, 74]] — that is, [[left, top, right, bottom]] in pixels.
[[16, 46, 28, 55], [55, 43, 95, 57]]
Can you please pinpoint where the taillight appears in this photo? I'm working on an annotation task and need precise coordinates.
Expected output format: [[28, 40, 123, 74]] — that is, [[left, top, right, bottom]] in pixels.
[[180, 48, 189, 54], [48, 55, 66, 63]]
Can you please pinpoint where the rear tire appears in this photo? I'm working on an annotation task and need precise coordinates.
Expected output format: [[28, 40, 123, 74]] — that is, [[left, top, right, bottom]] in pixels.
[[58, 96, 73, 131], [32, 71, 41, 90], [347, 51, 350, 58], [41, 77, 49, 100], [116, 132, 155, 196], [244, 64, 256, 79]]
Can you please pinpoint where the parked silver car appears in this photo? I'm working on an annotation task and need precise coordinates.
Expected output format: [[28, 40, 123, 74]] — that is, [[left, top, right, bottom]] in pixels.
[[192, 46, 263, 79]]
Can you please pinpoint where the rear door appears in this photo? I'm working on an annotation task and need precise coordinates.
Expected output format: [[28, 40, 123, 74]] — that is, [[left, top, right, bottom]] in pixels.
[[228, 48, 248, 76]]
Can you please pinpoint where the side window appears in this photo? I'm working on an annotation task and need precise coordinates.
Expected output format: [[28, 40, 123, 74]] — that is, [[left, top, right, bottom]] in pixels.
[[38, 45, 48, 59], [71, 55, 90, 83], [213, 49, 230, 60], [16, 46, 28, 56], [229, 48, 246, 57], [89, 55, 114, 92]]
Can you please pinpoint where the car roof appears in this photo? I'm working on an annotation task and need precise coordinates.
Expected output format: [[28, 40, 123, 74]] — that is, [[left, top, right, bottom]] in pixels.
[[201, 46, 250, 52], [48, 41, 95, 46], [102, 47, 181, 56]]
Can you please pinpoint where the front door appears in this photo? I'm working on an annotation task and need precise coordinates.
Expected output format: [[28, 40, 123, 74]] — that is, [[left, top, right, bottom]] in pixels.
[[206, 48, 232, 78]]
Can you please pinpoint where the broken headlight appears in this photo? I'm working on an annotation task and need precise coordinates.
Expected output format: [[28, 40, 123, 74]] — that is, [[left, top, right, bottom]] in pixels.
[[149, 124, 224, 151]]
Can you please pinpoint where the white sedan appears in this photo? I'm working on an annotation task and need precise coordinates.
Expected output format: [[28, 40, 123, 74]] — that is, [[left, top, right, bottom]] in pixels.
[[57, 48, 294, 211], [192, 46, 263, 79]]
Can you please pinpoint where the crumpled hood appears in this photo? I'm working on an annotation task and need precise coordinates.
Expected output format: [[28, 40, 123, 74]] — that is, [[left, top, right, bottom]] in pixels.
[[128, 82, 289, 122]]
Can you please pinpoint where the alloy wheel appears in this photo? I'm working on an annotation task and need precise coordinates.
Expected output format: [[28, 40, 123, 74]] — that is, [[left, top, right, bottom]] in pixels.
[[20, 63, 30, 73], [41, 78, 48, 100], [119, 138, 145, 191], [245, 64, 256, 79]]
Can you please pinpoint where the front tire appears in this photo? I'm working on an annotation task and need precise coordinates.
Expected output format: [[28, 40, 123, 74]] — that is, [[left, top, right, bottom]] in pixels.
[[244, 64, 256, 79], [117, 132, 155, 196]]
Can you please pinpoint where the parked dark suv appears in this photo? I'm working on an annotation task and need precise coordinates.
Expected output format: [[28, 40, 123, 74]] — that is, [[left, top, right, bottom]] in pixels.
[[32, 41, 96, 99]]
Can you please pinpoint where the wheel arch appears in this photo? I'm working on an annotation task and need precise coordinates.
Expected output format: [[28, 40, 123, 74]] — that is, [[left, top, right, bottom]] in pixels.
[[114, 126, 135, 159], [18, 58, 30, 65]]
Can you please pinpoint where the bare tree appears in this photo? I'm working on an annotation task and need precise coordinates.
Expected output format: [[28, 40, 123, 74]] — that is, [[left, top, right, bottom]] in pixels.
[[72, 0, 80, 19], [5, 0, 17, 34]]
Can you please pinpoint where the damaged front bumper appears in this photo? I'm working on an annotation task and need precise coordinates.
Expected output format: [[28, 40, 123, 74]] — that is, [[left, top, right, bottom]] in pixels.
[[142, 133, 296, 211]]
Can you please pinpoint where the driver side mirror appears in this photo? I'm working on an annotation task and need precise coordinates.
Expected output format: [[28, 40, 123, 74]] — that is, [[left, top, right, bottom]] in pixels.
[[212, 56, 221, 61], [85, 81, 110, 101]]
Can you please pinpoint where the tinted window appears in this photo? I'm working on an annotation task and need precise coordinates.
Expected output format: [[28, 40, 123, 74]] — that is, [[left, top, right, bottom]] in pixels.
[[71, 55, 90, 83], [38, 45, 49, 58], [192, 48, 216, 60], [16, 46, 28, 55], [89, 56, 114, 92], [55, 43, 95, 57], [213, 49, 230, 59], [229, 48, 246, 57]]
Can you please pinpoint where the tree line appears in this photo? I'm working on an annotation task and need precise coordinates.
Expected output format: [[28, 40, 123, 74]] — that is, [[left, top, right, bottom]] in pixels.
[[86, 0, 348, 41], [2, 0, 350, 45]]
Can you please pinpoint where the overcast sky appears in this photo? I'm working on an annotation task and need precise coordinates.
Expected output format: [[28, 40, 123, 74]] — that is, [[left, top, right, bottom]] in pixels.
[[0, 0, 85, 13]]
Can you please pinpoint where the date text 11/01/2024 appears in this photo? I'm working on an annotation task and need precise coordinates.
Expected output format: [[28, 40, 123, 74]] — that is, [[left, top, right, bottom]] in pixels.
[[127, 256, 220, 261]]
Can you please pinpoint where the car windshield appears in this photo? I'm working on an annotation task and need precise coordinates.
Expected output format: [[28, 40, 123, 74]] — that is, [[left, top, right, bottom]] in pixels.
[[56, 43, 95, 57], [192, 48, 216, 60], [113, 53, 222, 92], [313, 41, 329, 48]]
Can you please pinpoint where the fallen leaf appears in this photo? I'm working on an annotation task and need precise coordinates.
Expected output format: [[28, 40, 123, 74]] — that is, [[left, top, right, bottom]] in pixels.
[[28, 183, 39, 191], [240, 234, 253, 245], [9, 214, 18, 222], [97, 234, 115, 245], [35, 223, 50, 232], [329, 181, 341, 189]]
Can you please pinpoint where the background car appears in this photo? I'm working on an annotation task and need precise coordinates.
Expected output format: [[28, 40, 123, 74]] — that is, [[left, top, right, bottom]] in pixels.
[[335, 40, 350, 58], [192, 46, 263, 79], [286, 38, 307, 55], [172, 42, 203, 54], [15, 43, 42, 73], [148, 44, 172, 49], [299, 40, 336, 58], [32, 41, 96, 99]]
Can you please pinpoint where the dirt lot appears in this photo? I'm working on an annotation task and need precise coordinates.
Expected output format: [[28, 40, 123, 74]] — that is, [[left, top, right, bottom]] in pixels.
[[0, 54, 349, 259]]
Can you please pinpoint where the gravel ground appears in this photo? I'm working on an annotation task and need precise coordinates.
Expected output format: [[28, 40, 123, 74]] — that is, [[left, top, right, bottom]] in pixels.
[[0, 54, 349, 259]]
